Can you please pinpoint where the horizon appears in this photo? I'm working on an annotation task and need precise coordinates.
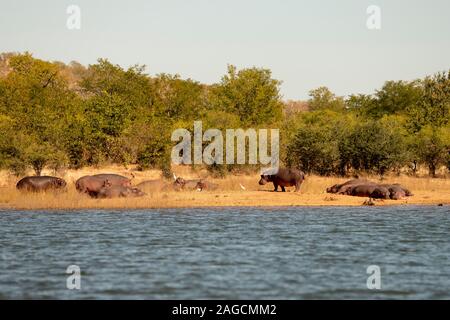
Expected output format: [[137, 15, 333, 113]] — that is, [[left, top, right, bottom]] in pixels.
[[0, 0, 449, 100]]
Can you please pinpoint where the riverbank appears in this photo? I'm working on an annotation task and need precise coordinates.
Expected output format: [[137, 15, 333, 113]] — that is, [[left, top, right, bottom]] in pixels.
[[0, 167, 449, 210]]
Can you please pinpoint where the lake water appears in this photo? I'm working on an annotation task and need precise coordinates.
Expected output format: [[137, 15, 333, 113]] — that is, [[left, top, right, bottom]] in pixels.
[[0, 206, 449, 299]]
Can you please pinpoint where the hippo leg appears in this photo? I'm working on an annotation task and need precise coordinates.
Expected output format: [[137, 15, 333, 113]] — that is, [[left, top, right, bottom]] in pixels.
[[295, 183, 301, 192], [273, 183, 279, 192], [281, 186, 286, 192]]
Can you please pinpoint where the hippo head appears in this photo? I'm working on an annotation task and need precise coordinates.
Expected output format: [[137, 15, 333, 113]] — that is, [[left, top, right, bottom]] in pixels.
[[103, 179, 112, 188], [195, 181, 206, 191], [54, 178, 67, 188], [326, 184, 340, 194], [174, 177, 186, 187], [259, 175, 272, 185]]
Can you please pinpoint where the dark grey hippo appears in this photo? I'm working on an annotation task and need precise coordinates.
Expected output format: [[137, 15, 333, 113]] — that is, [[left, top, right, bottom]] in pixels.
[[96, 185, 146, 199], [258, 168, 305, 192], [381, 184, 413, 200], [16, 176, 67, 192], [350, 184, 390, 199], [327, 179, 372, 194]]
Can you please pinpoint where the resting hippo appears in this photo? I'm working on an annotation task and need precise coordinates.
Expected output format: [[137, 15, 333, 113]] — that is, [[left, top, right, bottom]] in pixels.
[[327, 179, 371, 194], [258, 168, 305, 192], [173, 177, 201, 191], [16, 176, 67, 192], [91, 174, 131, 187], [381, 184, 413, 200], [76, 174, 131, 197], [195, 180, 219, 191], [350, 184, 390, 199], [136, 180, 169, 193], [97, 185, 146, 199]]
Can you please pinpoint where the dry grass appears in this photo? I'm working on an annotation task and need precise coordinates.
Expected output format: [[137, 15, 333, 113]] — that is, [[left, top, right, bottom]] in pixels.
[[0, 167, 449, 210]]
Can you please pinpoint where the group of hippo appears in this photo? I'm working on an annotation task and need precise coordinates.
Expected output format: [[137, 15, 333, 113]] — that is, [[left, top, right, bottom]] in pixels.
[[15, 173, 220, 198], [14, 168, 413, 201], [326, 179, 413, 200]]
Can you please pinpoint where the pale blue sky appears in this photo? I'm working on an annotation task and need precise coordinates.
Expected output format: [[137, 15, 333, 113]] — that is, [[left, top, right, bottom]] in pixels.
[[1, 0, 449, 99]]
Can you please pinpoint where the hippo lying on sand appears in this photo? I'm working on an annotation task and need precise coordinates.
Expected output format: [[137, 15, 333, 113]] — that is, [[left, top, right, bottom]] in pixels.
[[259, 168, 305, 192], [173, 177, 202, 191], [16, 176, 67, 192], [327, 179, 413, 200], [195, 180, 219, 191], [136, 180, 169, 193], [96, 184, 146, 199]]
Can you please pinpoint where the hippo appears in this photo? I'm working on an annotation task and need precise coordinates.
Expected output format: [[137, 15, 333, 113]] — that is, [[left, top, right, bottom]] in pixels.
[[350, 184, 390, 199], [136, 180, 169, 193], [381, 184, 413, 200], [327, 179, 371, 194], [16, 176, 67, 192], [195, 180, 219, 191], [258, 168, 305, 192], [96, 185, 146, 199], [76, 174, 131, 197], [91, 174, 132, 187], [173, 177, 201, 191]]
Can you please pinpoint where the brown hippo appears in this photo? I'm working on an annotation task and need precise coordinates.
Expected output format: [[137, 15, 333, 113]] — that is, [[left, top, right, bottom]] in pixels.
[[195, 180, 219, 191], [173, 177, 201, 191], [350, 184, 390, 199], [258, 168, 305, 192], [96, 185, 146, 199], [16, 176, 67, 192], [76, 174, 131, 197], [91, 174, 132, 187], [136, 180, 169, 193]]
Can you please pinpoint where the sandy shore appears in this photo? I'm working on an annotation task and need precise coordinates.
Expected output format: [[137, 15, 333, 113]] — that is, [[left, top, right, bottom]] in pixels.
[[0, 166, 449, 210]]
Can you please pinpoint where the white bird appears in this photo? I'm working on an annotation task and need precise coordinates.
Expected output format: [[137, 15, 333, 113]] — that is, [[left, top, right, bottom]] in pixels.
[[173, 173, 177, 180]]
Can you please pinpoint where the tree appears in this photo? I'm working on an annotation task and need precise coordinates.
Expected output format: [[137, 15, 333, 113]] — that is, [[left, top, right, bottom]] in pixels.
[[308, 87, 345, 112], [412, 126, 450, 177], [339, 119, 408, 175], [211, 65, 283, 126], [407, 71, 450, 132]]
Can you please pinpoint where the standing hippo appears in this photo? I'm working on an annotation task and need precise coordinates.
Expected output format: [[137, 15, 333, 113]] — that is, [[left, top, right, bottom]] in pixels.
[[258, 168, 305, 192], [16, 176, 67, 192], [76, 174, 131, 197], [96, 185, 146, 199]]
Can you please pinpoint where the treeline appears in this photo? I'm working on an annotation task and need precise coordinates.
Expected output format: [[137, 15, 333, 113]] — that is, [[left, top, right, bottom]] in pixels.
[[0, 52, 449, 177]]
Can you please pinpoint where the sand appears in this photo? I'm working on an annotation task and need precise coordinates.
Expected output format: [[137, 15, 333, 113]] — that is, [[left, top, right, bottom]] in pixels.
[[0, 166, 449, 210]]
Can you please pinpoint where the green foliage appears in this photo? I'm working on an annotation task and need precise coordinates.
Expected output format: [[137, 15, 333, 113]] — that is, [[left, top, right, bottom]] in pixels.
[[411, 126, 450, 177], [0, 53, 449, 177], [308, 87, 345, 112], [210, 65, 283, 126]]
